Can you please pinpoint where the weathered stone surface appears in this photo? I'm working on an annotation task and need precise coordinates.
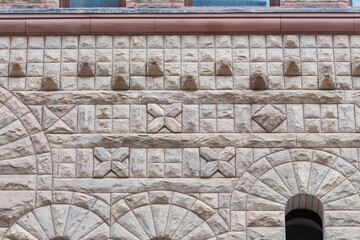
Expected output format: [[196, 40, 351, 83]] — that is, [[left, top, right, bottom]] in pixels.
[[78, 61, 95, 77], [112, 75, 129, 90], [42, 76, 59, 91], [8, 62, 25, 77], [46, 133, 297, 148], [181, 75, 198, 90], [1, 34, 360, 239], [352, 61, 360, 76], [13, 91, 138, 105], [319, 63, 336, 90], [216, 60, 233, 76], [252, 104, 286, 132], [284, 60, 301, 76], [147, 58, 164, 76], [250, 73, 267, 90]]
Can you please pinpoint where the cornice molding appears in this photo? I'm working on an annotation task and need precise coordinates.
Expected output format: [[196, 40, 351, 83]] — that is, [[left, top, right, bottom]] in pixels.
[[0, 11, 358, 35]]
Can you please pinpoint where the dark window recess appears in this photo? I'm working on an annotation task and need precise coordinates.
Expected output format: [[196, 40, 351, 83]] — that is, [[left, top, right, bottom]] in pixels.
[[286, 209, 323, 240], [193, 0, 269, 6], [61, 0, 125, 7]]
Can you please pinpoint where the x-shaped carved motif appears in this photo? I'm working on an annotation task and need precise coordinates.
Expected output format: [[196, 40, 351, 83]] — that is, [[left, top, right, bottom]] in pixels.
[[147, 103, 182, 133], [200, 147, 236, 178], [94, 147, 129, 178]]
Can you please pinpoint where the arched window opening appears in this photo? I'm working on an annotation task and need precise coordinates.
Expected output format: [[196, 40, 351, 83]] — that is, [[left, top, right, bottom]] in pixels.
[[50, 238, 70, 240], [151, 238, 171, 240], [285, 194, 323, 240]]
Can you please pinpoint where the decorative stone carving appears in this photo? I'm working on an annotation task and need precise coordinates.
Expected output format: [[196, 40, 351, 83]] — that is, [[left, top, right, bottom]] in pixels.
[[5, 204, 109, 239], [252, 104, 286, 132], [250, 73, 267, 90], [43, 105, 77, 134], [8, 62, 25, 77], [94, 147, 129, 178], [284, 60, 301, 76], [112, 75, 129, 90], [216, 60, 233, 76], [200, 147, 236, 178], [352, 61, 360, 76], [77, 61, 95, 77], [112, 191, 228, 239], [181, 75, 198, 90], [318, 63, 336, 90], [147, 58, 164, 76], [147, 103, 182, 133], [42, 76, 59, 91]]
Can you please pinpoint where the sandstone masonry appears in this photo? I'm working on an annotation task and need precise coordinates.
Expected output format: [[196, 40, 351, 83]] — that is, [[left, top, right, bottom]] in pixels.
[[0, 33, 359, 239]]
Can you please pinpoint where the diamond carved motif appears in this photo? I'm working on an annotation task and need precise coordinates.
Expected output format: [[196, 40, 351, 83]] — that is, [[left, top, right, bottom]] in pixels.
[[94, 147, 129, 178], [252, 104, 286, 132], [200, 147, 236, 178], [147, 103, 182, 133]]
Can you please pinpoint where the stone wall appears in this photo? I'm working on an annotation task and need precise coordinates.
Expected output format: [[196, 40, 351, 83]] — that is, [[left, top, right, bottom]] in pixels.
[[0, 34, 359, 239], [0, 0, 57, 8]]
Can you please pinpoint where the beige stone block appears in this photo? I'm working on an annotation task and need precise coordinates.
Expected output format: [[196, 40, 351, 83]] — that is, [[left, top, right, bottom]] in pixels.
[[27, 49, 43, 63], [44, 49, 60, 62], [284, 35, 299, 48], [249, 35, 265, 48], [247, 211, 285, 227], [114, 36, 129, 49], [0, 36, 10, 49], [318, 48, 334, 62], [266, 35, 282, 48], [11, 36, 26, 49], [10, 50, 26, 63], [247, 227, 285, 240], [130, 148, 146, 177], [267, 48, 283, 61], [62, 36, 78, 49], [45, 36, 61, 48], [317, 35, 333, 48], [334, 49, 350, 62], [233, 35, 249, 48], [164, 35, 180, 49], [334, 35, 350, 48], [96, 35, 112, 49]]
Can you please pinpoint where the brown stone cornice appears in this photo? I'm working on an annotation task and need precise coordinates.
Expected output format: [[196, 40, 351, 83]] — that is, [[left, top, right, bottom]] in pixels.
[[0, 11, 358, 35]]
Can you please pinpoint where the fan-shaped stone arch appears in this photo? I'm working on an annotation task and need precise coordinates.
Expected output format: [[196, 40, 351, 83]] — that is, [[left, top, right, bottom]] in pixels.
[[4, 204, 109, 240], [111, 191, 229, 240], [230, 148, 360, 239], [0, 87, 52, 227]]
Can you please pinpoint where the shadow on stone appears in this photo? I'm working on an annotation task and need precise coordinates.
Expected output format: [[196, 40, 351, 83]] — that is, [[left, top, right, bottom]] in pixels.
[[112, 75, 129, 90], [250, 73, 267, 90], [181, 75, 198, 90], [9, 62, 26, 77], [216, 60, 233, 76], [42, 76, 59, 91], [78, 61, 95, 77]]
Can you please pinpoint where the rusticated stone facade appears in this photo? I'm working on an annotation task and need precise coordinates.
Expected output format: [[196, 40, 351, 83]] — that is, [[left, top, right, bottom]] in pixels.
[[0, 33, 360, 240]]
